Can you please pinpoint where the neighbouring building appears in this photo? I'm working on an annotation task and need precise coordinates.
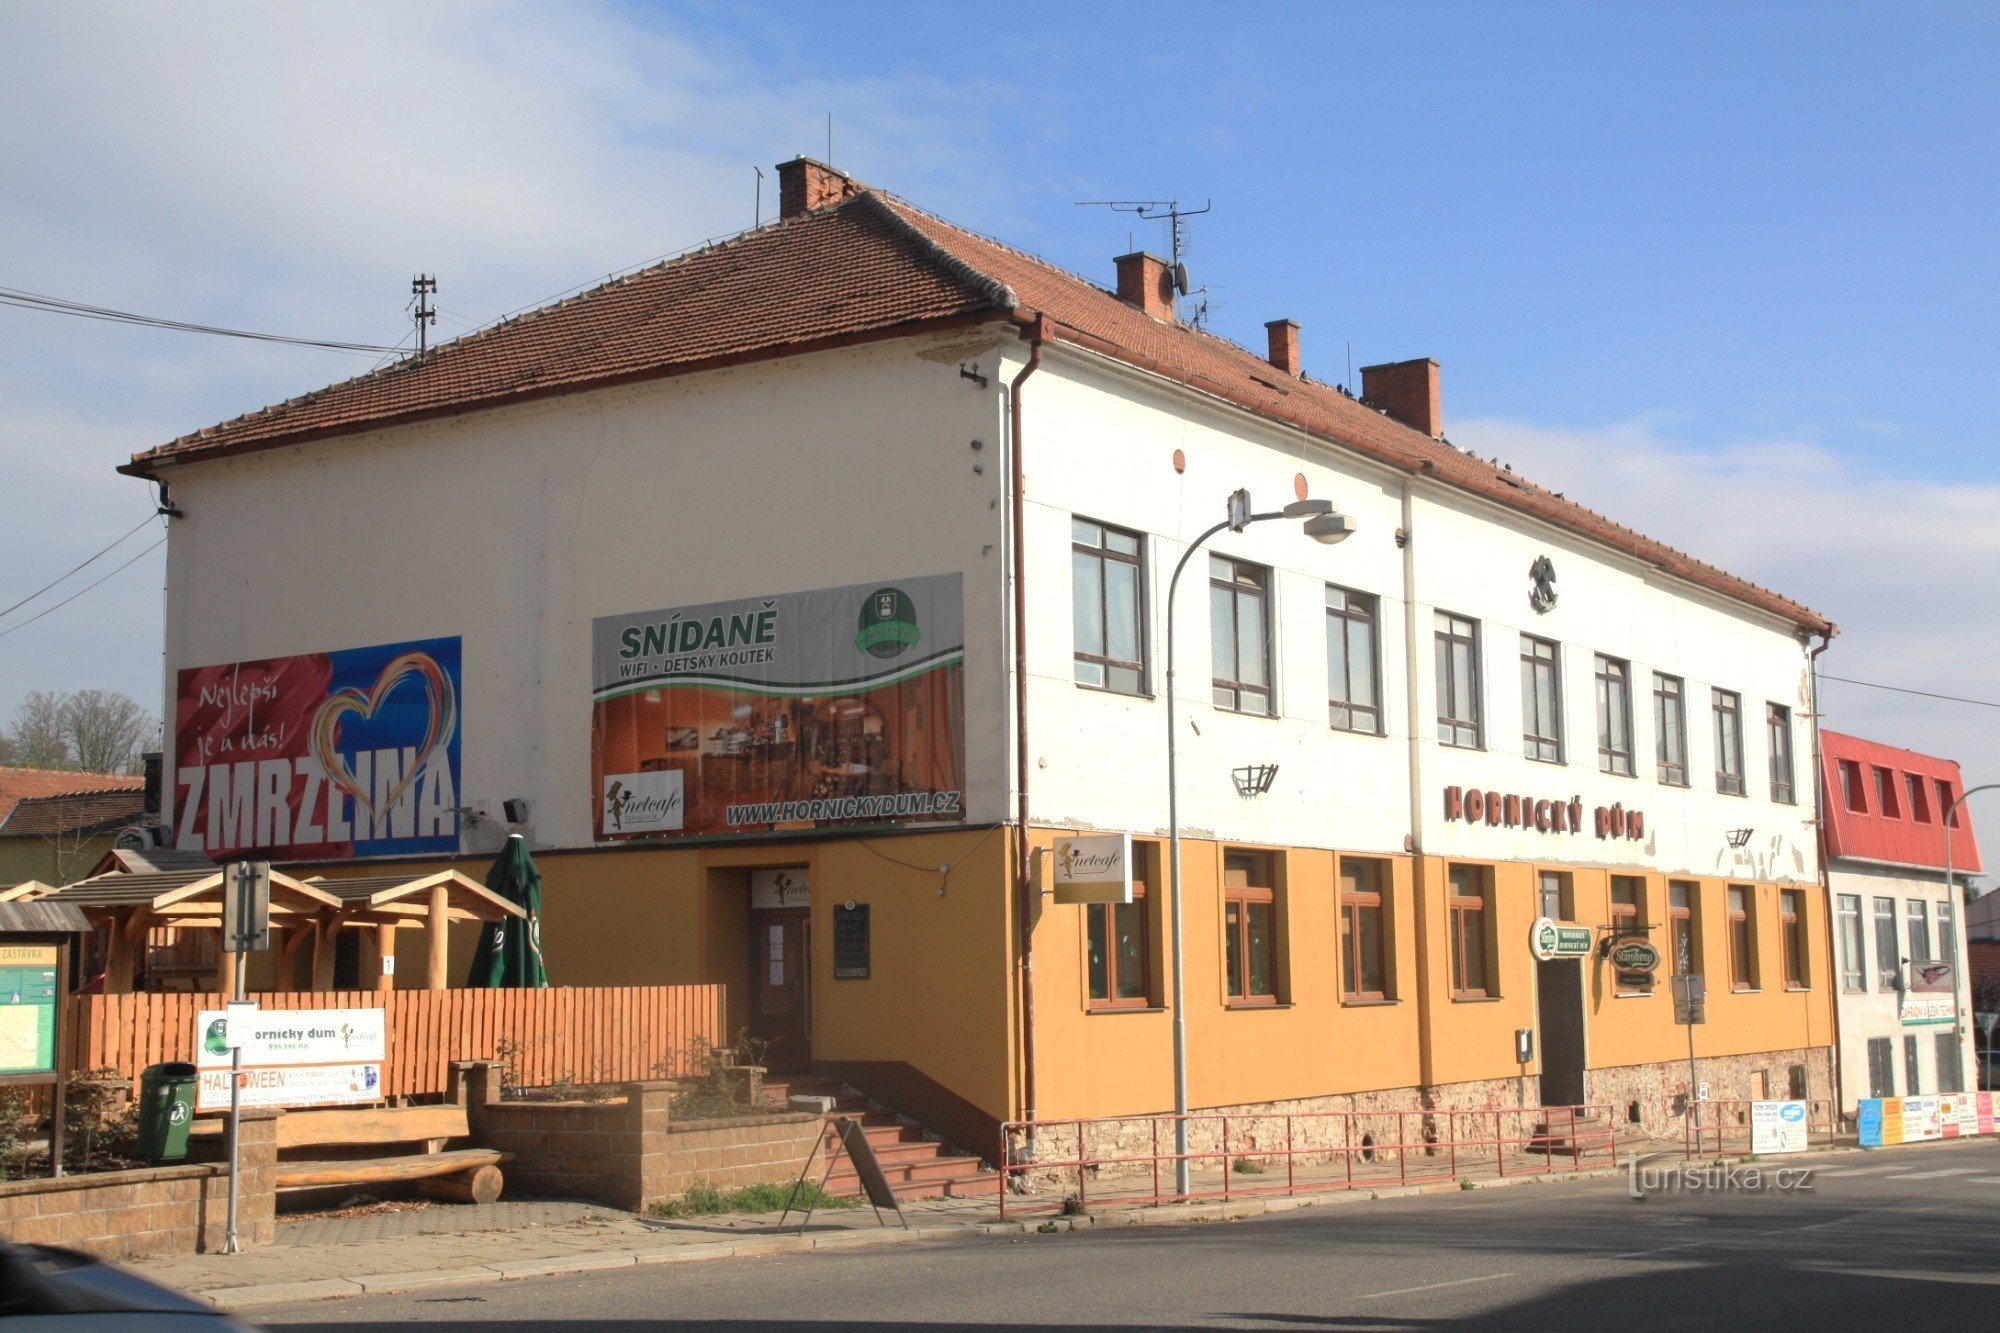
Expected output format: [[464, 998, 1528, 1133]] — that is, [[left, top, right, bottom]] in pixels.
[[0, 766, 148, 888], [120, 158, 1841, 1158], [1819, 730, 1981, 1106]]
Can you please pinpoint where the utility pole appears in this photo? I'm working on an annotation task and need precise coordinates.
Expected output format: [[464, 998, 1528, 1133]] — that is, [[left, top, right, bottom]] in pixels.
[[411, 275, 437, 358]]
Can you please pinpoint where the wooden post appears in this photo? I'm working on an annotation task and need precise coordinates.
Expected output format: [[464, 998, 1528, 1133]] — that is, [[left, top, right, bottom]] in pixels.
[[214, 932, 234, 1000], [425, 884, 451, 991], [311, 918, 337, 991], [103, 912, 133, 995], [375, 922, 398, 993]]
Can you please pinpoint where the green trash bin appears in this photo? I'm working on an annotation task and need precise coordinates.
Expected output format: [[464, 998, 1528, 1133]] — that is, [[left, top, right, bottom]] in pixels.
[[137, 1062, 200, 1163]]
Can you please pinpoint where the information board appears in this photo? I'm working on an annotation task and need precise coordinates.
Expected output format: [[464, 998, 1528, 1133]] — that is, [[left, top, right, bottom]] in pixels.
[[1750, 1100, 1809, 1154], [0, 945, 59, 1077], [194, 1006, 387, 1111], [833, 904, 871, 980]]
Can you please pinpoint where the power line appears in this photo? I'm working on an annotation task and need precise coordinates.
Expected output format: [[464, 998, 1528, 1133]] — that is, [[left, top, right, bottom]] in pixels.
[[0, 285, 399, 356], [1821, 673, 2000, 711], [0, 538, 166, 641], [0, 514, 158, 620]]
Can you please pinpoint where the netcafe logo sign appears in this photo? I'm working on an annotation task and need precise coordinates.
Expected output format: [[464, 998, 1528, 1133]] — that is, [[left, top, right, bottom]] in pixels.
[[1444, 786, 1645, 842], [602, 770, 684, 834]]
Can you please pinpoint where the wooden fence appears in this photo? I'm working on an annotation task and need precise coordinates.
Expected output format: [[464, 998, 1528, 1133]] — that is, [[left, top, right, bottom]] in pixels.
[[63, 985, 726, 1102]]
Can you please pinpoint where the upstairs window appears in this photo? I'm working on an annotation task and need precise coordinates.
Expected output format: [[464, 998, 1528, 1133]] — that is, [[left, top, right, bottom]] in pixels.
[[1713, 690, 1745, 796], [1210, 557, 1272, 715], [1875, 766, 1902, 819], [1520, 636, 1563, 763], [1653, 674, 1688, 786], [1873, 897, 1899, 990], [1907, 774, 1932, 823], [1326, 585, 1383, 734], [1435, 612, 1483, 748], [1840, 760, 1868, 813], [1766, 704, 1795, 804], [1596, 655, 1635, 776], [1072, 518, 1146, 695], [1907, 899, 1931, 964], [1938, 778, 1961, 827], [1836, 894, 1865, 991]]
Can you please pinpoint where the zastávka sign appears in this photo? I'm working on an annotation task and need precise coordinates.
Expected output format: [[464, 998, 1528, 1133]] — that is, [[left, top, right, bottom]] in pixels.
[[0, 945, 59, 1078], [195, 1007, 386, 1111], [1051, 834, 1134, 905], [1750, 1100, 1809, 1154], [591, 576, 965, 840], [174, 636, 462, 861], [1529, 917, 1593, 961]]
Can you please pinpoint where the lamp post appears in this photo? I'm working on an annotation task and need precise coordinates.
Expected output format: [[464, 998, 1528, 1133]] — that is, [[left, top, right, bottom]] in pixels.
[[1165, 489, 1354, 1197], [1942, 782, 1996, 1095]]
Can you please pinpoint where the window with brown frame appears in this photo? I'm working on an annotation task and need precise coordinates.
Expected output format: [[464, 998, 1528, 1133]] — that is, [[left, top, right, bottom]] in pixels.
[[1766, 703, 1795, 804], [1086, 877, 1151, 1008], [1611, 876, 1652, 993], [1669, 881, 1699, 976], [1211, 557, 1273, 715], [1728, 885, 1758, 990], [1339, 857, 1391, 1001], [1447, 864, 1493, 998], [1223, 851, 1278, 1004], [1537, 870, 1572, 922], [1781, 889, 1807, 989], [1654, 673, 1688, 786], [1713, 689, 1745, 795]]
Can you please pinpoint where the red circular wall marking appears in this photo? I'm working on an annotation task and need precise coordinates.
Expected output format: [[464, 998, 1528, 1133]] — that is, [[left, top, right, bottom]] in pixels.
[[1294, 472, 1308, 501], [1173, 449, 1187, 474]]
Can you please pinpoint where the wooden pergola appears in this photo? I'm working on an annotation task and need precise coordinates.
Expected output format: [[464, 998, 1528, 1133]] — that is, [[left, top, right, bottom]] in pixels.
[[42, 867, 524, 994], [302, 871, 525, 993]]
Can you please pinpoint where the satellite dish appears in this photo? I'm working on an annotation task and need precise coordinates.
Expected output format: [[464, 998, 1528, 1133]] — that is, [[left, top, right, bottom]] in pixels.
[[1172, 263, 1189, 295]]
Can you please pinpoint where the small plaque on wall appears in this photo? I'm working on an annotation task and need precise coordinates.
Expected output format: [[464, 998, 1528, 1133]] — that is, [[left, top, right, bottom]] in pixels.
[[833, 903, 870, 980]]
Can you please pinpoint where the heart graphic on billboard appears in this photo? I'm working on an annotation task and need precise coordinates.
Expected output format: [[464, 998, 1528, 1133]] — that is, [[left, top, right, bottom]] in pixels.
[[310, 652, 458, 829]]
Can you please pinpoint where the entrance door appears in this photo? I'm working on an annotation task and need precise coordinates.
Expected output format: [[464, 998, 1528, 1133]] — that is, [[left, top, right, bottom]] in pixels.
[[748, 908, 810, 1072], [1536, 959, 1587, 1107]]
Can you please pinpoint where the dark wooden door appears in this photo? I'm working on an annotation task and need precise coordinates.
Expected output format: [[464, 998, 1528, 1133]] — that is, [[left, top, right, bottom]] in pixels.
[[748, 909, 810, 1072], [1537, 958, 1587, 1107]]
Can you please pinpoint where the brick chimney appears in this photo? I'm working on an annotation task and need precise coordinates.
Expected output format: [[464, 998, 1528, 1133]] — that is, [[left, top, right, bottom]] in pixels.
[[776, 157, 860, 219], [1114, 252, 1175, 321], [1265, 320, 1301, 377], [1359, 358, 1442, 437]]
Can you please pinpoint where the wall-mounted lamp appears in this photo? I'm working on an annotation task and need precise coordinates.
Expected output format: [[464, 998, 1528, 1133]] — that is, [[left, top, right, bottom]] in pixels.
[[1725, 828, 1754, 848]]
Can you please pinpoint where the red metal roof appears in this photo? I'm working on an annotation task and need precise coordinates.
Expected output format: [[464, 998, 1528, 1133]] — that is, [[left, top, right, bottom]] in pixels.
[[123, 172, 1833, 636], [1820, 730, 1981, 873]]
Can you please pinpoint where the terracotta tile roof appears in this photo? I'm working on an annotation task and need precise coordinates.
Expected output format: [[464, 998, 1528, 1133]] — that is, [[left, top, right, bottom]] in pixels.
[[124, 175, 1831, 635], [0, 768, 145, 825], [0, 788, 147, 840]]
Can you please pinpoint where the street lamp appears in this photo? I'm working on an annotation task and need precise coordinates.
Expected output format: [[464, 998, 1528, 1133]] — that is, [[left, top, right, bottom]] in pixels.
[[1942, 783, 1996, 1094], [1164, 489, 1353, 1197]]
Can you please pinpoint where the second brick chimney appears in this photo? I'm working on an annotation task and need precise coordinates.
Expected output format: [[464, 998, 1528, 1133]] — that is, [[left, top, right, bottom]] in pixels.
[[1265, 320, 1301, 377], [776, 157, 861, 219], [1359, 358, 1442, 437], [1114, 252, 1175, 321]]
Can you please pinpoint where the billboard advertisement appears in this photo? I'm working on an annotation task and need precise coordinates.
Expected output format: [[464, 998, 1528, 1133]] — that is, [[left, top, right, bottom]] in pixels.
[[194, 1006, 387, 1111], [174, 636, 462, 861], [592, 576, 964, 840]]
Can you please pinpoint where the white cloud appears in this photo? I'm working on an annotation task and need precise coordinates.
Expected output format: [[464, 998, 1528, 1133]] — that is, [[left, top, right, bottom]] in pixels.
[[1458, 413, 2000, 878], [0, 1, 1017, 736]]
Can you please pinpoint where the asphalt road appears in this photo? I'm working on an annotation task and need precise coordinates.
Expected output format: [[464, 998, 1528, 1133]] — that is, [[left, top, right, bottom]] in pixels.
[[259, 1139, 2000, 1331]]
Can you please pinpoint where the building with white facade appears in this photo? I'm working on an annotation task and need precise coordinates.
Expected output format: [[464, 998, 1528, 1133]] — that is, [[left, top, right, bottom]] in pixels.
[[121, 158, 1842, 1160]]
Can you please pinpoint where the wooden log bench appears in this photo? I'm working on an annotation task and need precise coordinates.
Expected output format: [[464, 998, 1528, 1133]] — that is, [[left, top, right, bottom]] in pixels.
[[191, 1104, 511, 1205]]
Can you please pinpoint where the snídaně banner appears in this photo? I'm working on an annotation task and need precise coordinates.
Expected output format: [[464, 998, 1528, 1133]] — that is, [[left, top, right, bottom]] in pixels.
[[591, 576, 964, 840]]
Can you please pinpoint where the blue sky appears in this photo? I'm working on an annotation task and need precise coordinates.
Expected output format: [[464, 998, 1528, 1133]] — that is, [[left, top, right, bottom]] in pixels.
[[2, 1, 1997, 858]]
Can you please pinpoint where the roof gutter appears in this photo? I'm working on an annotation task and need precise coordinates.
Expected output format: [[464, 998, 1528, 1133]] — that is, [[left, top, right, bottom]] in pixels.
[[1807, 627, 1845, 1117], [1009, 315, 1046, 1135]]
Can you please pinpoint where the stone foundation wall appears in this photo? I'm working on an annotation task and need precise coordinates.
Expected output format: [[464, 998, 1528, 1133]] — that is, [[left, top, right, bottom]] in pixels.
[[1586, 1045, 1836, 1141], [453, 1061, 820, 1211], [0, 1110, 277, 1260]]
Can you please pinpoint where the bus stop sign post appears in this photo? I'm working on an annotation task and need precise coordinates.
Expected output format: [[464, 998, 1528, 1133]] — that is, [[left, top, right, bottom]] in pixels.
[[220, 862, 268, 1256]]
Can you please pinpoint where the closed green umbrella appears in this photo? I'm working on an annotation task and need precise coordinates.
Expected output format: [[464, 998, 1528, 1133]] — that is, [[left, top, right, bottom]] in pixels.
[[469, 834, 549, 988]]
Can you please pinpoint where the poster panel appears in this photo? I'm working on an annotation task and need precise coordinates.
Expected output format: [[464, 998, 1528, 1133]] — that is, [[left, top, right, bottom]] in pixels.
[[592, 576, 965, 840], [194, 1007, 386, 1111], [0, 946, 58, 1078], [174, 636, 462, 861], [1750, 1100, 1809, 1154]]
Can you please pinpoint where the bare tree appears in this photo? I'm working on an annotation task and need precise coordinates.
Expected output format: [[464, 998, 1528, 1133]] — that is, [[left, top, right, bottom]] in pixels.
[[4, 690, 156, 774]]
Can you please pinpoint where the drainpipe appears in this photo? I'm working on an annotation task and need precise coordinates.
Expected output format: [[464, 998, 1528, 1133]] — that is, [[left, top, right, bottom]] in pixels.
[[1807, 626, 1841, 1119], [1009, 317, 1047, 1136], [1399, 477, 1437, 1091]]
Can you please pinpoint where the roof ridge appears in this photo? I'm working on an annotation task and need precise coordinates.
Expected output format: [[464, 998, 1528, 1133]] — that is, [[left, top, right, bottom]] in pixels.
[[855, 192, 1019, 311]]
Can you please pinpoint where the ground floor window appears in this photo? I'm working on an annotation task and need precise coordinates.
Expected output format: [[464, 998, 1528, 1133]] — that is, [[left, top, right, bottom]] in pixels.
[[1339, 857, 1390, 1001], [1936, 1032, 1963, 1094], [1669, 881, 1699, 975], [1866, 1037, 1895, 1097], [1086, 878, 1150, 1008], [1728, 886, 1758, 990], [1610, 876, 1651, 995], [1224, 850, 1278, 1004], [1904, 1034, 1922, 1096], [1447, 864, 1493, 998]]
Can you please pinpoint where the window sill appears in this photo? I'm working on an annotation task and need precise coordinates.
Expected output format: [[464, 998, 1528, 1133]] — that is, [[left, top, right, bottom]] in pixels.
[[1732, 987, 1762, 994], [1224, 999, 1290, 1010], [1599, 767, 1638, 780], [1340, 997, 1398, 1008], [1525, 753, 1565, 767], [1785, 986, 1811, 993], [1716, 787, 1749, 799], [1074, 679, 1154, 702], [1330, 724, 1387, 739], [1086, 1004, 1166, 1015], [1451, 993, 1501, 1003], [1614, 990, 1656, 999], [1438, 739, 1486, 752], [1657, 776, 1690, 789]]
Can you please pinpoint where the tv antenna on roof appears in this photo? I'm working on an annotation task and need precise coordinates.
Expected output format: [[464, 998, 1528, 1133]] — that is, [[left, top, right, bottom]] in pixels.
[[1076, 198, 1214, 323]]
